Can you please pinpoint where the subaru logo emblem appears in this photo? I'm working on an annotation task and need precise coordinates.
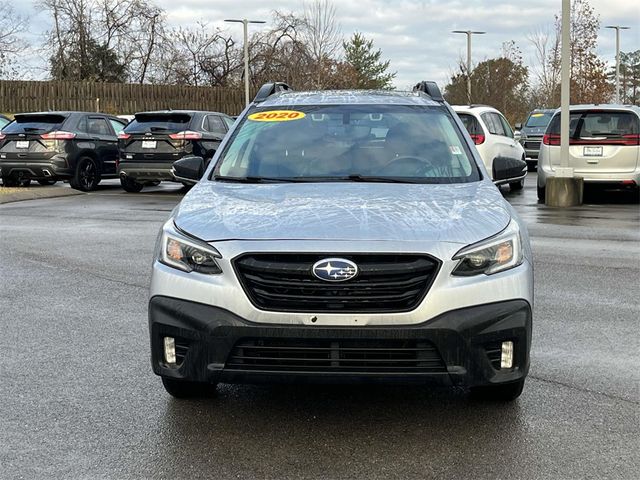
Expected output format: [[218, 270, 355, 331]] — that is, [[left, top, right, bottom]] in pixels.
[[312, 258, 358, 282]]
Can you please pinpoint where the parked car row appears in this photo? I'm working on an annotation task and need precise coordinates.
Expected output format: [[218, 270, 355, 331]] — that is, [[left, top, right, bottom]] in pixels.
[[0, 110, 234, 192]]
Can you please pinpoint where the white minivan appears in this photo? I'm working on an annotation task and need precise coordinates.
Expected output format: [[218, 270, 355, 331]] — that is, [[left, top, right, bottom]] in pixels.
[[537, 105, 640, 200]]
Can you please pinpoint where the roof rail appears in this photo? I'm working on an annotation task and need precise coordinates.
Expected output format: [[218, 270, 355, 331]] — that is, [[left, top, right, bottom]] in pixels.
[[412, 81, 444, 102], [253, 82, 293, 103]]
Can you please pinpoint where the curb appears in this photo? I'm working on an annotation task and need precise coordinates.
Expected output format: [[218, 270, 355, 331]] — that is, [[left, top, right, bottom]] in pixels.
[[0, 185, 84, 205]]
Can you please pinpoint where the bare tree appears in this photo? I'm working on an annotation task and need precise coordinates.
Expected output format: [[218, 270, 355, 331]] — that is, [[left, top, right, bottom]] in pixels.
[[302, 0, 342, 88], [97, 0, 165, 83], [249, 11, 313, 88], [527, 27, 561, 107], [160, 23, 240, 87], [528, 0, 612, 106], [41, 0, 167, 82], [0, 1, 29, 78]]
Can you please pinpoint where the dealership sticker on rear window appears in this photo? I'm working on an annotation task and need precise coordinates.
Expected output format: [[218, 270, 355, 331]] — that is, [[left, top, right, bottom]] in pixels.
[[248, 110, 306, 122], [449, 145, 462, 155], [531, 113, 545, 117]]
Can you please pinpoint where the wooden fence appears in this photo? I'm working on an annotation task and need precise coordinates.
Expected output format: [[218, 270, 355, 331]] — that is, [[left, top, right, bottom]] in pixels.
[[0, 80, 252, 116]]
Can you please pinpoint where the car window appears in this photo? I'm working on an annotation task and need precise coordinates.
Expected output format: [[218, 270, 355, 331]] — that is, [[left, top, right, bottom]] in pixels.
[[125, 113, 192, 134], [203, 115, 226, 134], [457, 113, 483, 135], [525, 112, 553, 128], [481, 113, 506, 136], [0, 117, 10, 129], [547, 111, 639, 138], [76, 116, 88, 133], [109, 119, 126, 135], [498, 114, 514, 138], [2, 114, 68, 134], [222, 116, 235, 129], [214, 104, 481, 184], [87, 117, 111, 136]]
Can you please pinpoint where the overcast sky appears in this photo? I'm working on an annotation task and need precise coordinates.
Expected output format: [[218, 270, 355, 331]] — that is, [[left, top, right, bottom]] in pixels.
[[16, 0, 640, 88]]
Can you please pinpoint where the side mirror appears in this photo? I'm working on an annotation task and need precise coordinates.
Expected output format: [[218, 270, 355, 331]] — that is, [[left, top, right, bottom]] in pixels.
[[493, 156, 527, 182], [172, 156, 204, 185], [515, 123, 522, 130]]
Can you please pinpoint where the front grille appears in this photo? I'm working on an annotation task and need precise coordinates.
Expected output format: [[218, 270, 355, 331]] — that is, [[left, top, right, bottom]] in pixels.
[[233, 253, 440, 313], [226, 338, 447, 373]]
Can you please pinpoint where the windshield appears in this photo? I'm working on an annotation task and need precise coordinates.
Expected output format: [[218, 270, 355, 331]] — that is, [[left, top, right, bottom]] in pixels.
[[3, 114, 68, 134], [213, 104, 480, 183], [125, 113, 192, 134], [525, 112, 553, 128]]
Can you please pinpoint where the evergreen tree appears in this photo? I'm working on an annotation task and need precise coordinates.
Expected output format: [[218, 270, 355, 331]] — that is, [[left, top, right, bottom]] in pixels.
[[343, 32, 395, 89]]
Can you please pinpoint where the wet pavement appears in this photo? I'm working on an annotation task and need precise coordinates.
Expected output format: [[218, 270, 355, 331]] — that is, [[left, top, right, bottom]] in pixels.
[[0, 174, 638, 479]]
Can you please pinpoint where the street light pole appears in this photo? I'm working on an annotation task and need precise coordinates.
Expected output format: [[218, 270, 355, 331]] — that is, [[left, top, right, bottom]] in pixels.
[[225, 18, 266, 107], [545, 0, 583, 207], [452, 30, 486, 104], [605, 25, 630, 104]]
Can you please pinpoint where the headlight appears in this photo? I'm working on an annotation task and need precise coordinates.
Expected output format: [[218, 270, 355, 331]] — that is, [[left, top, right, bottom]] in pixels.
[[158, 222, 222, 274], [452, 219, 523, 276]]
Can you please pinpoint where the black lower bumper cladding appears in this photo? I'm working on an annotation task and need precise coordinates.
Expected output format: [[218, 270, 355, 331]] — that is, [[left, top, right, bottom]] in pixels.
[[149, 296, 531, 387]]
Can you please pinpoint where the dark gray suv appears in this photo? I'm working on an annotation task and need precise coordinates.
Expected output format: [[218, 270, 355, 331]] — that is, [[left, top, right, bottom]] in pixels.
[[0, 112, 126, 190], [516, 109, 555, 170]]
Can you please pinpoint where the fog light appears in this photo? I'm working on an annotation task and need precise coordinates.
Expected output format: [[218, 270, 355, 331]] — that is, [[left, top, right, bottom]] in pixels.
[[501, 341, 514, 369], [164, 336, 176, 364]]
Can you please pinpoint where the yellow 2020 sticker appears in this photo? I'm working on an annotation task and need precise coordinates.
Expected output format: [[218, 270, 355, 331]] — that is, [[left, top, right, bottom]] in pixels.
[[531, 113, 545, 117], [248, 110, 306, 122]]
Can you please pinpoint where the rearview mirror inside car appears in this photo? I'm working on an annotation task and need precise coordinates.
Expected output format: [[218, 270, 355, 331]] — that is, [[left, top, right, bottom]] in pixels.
[[172, 156, 204, 185]]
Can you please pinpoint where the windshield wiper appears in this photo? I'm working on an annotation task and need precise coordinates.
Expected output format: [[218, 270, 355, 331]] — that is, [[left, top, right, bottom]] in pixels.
[[214, 175, 299, 183], [345, 174, 424, 184]]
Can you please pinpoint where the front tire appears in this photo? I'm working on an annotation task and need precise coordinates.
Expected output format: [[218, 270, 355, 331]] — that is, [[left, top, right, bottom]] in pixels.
[[470, 379, 525, 401], [537, 185, 546, 202], [120, 175, 144, 193], [510, 179, 524, 191], [70, 157, 101, 191], [161, 377, 217, 399], [526, 160, 537, 172]]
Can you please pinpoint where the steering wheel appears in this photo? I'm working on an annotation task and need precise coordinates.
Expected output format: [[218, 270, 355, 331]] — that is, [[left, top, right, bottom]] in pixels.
[[383, 155, 435, 176]]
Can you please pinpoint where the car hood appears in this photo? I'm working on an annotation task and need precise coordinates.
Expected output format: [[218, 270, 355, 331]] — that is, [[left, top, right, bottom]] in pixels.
[[173, 180, 511, 245]]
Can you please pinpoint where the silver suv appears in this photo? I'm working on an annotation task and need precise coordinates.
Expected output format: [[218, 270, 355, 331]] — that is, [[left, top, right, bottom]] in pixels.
[[537, 105, 640, 200], [149, 82, 534, 401]]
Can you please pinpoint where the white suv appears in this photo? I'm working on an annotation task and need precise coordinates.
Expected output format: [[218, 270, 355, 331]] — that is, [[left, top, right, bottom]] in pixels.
[[453, 105, 527, 191], [537, 105, 640, 200]]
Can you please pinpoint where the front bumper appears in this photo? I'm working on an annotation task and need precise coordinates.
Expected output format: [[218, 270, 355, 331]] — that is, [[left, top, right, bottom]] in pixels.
[[149, 296, 532, 387]]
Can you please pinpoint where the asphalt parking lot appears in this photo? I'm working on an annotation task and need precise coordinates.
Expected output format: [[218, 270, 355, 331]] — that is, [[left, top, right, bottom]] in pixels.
[[1, 174, 639, 479]]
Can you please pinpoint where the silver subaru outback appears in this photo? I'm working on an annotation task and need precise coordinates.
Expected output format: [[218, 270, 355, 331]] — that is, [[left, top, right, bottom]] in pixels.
[[149, 82, 533, 401]]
